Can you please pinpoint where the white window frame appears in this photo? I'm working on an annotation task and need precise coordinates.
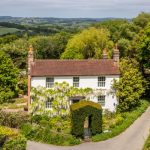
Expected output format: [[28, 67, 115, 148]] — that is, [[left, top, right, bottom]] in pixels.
[[98, 95, 105, 107], [98, 76, 106, 87], [46, 77, 54, 88], [45, 98, 53, 109], [73, 77, 79, 87]]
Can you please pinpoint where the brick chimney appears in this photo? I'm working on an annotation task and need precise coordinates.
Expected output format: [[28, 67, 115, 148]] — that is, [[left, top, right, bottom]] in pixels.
[[113, 44, 120, 66], [102, 48, 108, 59], [28, 45, 34, 109]]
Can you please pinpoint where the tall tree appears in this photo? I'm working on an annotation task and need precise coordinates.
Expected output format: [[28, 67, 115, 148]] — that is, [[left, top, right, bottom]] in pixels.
[[133, 12, 150, 28], [136, 23, 150, 72], [61, 27, 114, 59], [113, 58, 145, 112], [1, 38, 29, 69], [0, 51, 19, 103], [117, 38, 131, 57], [30, 32, 71, 59]]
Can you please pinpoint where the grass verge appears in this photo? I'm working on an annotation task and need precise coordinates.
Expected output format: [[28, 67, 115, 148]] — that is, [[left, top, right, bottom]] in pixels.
[[92, 99, 150, 142], [143, 134, 150, 150]]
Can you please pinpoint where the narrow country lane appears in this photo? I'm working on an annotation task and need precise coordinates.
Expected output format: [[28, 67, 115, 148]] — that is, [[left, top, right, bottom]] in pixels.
[[27, 107, 150, 150]]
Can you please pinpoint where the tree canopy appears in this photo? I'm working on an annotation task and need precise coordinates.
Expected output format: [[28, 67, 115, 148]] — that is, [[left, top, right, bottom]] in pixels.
[[113, 58, 146, 112], [133, 12, 150, 28], [61, 27, 114, 59], [137, 23, 150, 71], [0, 51, 19, 103]]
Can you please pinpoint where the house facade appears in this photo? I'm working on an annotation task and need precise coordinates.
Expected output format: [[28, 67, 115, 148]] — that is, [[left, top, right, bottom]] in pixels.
[[28, 46, 120, 112]]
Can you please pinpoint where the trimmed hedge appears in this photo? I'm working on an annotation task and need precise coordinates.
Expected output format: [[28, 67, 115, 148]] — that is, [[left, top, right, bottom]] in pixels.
[[0, 111, 30, 128], [70, 101, 102, 137]]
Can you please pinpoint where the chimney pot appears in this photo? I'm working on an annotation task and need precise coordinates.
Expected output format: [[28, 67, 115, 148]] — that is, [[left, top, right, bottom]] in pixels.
[[113, 44, 120, 66], [102, 48, 108, 59]]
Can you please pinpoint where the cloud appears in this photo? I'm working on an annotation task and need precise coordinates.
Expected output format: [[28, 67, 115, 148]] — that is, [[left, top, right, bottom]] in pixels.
[[0, 0, 150, 17]]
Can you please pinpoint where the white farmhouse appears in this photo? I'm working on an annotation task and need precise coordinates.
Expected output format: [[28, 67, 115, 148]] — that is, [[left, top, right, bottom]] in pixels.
[[28, 46, 120, 112]]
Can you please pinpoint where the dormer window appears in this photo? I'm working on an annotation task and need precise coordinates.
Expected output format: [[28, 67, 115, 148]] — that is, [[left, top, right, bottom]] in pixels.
[[98, 76, 106, 87], [46, 77, 54, 88], [73, 77, 79, 87]]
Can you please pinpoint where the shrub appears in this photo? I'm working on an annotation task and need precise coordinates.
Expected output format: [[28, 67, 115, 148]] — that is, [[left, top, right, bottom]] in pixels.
[[31, 115, 49, 124], [3, 135, 27, 150], [49, 133, 80, 146], [70, 101, 102, 137], [0, 126, 17, 148], [49, 116, 71, 133], [21, 123, 80, 146], [20, 123, 34, 138], [0, 126, 17, 137], [0, 135, 7, 147], [0, 126, 27, 149], [0, 111, 30, 128]]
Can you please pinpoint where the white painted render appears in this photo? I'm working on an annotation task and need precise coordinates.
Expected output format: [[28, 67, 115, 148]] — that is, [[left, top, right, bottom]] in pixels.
[[31, 75, 119, 112]]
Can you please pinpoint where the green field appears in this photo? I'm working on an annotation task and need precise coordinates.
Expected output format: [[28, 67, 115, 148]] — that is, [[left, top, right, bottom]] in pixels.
[[0, 26, 21, 35]]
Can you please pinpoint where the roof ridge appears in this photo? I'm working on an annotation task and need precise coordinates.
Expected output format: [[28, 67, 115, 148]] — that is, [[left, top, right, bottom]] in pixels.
[[34, 59, 114, 61]]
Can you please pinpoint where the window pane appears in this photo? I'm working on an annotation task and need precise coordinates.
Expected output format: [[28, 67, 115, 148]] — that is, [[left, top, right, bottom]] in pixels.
[[73, 77, 79, 82], [46, 78, 54, 82], [98, 77, 105, 81], [46, 78, 54, 88], [73, 77, 79, 87], [45, 98, 53, 108], [73, 83, 79, 87], [98, 76, 106, 87], [98, 95, 105, 106]]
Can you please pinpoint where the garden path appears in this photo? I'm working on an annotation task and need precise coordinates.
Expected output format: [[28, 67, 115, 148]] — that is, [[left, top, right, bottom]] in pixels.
[[27, 107, 150, 150]]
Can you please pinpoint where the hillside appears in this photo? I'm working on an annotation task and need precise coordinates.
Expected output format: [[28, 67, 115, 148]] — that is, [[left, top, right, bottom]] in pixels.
[[0, 16, 130, 36], [0, 16, 125, 25], [0, 26, 23, 36]]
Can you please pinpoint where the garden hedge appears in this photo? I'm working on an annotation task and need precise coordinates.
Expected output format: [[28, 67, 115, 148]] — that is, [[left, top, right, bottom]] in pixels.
[[70, 101, 102, 138]]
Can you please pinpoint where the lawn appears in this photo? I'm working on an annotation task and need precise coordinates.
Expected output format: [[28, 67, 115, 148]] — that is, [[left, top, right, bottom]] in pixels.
[[0, 26, 21, 35]]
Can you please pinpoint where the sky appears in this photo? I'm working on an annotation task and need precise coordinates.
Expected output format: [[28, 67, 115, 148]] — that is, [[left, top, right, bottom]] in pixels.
[[0, 0, 150, 18]]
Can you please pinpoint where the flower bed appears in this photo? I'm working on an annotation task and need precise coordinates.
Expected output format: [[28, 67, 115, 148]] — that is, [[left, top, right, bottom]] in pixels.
[[21, 116, 80, 146]]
